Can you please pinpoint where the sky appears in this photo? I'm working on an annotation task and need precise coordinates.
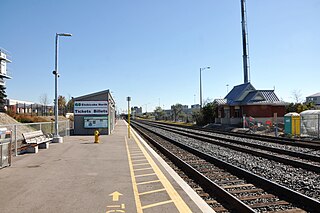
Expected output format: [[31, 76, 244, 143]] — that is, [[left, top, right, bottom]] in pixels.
[[1, 0, 320, 113]]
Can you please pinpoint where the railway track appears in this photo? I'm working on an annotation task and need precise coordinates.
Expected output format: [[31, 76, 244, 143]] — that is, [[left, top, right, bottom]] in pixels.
[[131, 121, 320, 212], [137, 120, 320, 173], [152, 120, 320, 150]]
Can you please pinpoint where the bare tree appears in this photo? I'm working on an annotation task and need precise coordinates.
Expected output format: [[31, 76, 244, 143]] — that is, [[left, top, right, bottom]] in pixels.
[[291, 89, 303, 103], [39, 93, 50, 116]]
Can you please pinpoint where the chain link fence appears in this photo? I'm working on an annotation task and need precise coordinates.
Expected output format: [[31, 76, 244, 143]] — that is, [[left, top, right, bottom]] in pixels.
[[301, 114, 320, 138], [0, 120, 71, 156]]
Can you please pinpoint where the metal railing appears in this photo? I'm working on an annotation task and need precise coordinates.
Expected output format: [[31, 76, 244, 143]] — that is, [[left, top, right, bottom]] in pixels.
[[0, 132, 12, 168], [0, 120, 71, 156], [301, 116, 320, 138]]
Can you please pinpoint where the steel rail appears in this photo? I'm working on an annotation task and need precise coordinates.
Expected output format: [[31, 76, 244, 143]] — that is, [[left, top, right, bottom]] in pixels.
[[131, 121, 320, 212], [147, 120, 320, 150], [141, 121, 320, 173], [143, 121, 320, 162]]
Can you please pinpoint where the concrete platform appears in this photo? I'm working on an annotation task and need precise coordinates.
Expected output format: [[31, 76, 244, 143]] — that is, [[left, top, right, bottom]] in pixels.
[[0, 120, 214, 213]]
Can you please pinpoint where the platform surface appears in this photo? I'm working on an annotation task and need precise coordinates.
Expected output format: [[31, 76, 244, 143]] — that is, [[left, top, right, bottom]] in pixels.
[[0, 120, 213, 213]]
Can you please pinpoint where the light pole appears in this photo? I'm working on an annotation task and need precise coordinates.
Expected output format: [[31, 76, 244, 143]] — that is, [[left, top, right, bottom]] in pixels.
[[143, 103, 150, 114], [200, 66, 210, 109], [53, 33, 72, 143], [127, 97, 131, 138]]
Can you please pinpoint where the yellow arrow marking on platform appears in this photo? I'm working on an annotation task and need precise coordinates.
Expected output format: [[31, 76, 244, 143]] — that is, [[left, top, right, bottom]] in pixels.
[[109, 191, 123, 201]]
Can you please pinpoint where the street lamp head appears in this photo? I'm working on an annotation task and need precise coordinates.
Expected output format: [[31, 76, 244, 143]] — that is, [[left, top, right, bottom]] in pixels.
[[200, 66, 211, 71], [57, 33, 72, 37]]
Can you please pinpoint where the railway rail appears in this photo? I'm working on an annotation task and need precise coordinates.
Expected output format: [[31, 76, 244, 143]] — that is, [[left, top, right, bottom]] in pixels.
[[131, 121, 320, 212], [137, 120, 320, 173], [152, 120, 320, 150]]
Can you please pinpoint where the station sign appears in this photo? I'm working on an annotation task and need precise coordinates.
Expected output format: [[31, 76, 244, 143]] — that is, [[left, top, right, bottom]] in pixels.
[[74, 101, 108, 115]]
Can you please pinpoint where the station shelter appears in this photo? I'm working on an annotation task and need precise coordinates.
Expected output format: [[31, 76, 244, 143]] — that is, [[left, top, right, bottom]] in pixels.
[[73, 90, 116, 135], [214, 82, 287, 125]]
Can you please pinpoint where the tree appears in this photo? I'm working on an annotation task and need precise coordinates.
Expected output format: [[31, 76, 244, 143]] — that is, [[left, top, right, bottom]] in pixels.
[[171, 103, 183, 122], [201, 102, 217, 125], [285, 102, 315, 113], [66, 98, 74, 113], [154, 106, 164, 120], [39, 93, 50, 116], [291, 89, 303, 103], [0, 84, 7, 112], [58, 95, 66, 115], [192, 110, 202, 124]]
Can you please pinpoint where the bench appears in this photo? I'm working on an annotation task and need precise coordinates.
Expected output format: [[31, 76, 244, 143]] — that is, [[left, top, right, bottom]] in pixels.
[[22, 130, 53, 153]]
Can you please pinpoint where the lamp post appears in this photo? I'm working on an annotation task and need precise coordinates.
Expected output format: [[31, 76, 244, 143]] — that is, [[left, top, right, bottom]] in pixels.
[[143, 103, 150, 114], [199, 66, 210, 109], [53, 33, 72, 143], [127, 97, 131, 138]]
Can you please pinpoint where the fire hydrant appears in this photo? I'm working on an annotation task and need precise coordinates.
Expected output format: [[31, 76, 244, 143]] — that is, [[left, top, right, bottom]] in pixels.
[[94, 130, 100, 143]]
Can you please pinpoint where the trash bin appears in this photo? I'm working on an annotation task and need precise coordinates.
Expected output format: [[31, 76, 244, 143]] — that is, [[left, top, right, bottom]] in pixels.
[[0, 128, 12, 169]]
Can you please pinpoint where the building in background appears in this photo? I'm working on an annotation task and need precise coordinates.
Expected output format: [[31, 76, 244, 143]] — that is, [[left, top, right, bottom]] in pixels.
[[214, 82, 287, 125], [5, 99, 53, 115], [306, 93, 320, 107], [73, 90, 115, 135], [0, 49, 11, 84], [131, 106, 143, 116], [0, 49, 12, 112]]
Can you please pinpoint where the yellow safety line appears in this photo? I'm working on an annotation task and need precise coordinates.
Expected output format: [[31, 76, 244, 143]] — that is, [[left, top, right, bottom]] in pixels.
[[131, 156, 146, 159], [134, 167, 153, 171], [131, 132, 192, 213], [125, 136, 143, 213], [130, 153, 144, 156], [142, 200, 174, 210], [135, 173, 156, 178], [131, 156, 147, 160], [136, 180, 161, 185], [139, 188, 166, 196], [132, 162, 150, 166], [132, 159, 148, 163]]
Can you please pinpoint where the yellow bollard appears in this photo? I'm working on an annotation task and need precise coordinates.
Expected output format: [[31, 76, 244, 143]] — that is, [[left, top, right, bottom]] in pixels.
[[94, 130, 100, 143]]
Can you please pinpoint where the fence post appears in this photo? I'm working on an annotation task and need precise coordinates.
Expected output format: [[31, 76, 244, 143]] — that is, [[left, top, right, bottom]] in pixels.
[[274, 113, 278, 137], [318, 114, 320, 139], [14, 125, 17, 156], [9, 130, 12, 166], [243, 115, 245, 129], [40, 123, 42, 131], [65, 120, 68, 136]]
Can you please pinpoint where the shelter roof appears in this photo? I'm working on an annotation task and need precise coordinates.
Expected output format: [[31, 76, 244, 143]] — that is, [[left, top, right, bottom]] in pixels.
[[300, 110, 320, 115], [74, 90, 110, 101], [307, 92, 320, 97], [214, 99, 227, 105], [223, 83, 285, 106]]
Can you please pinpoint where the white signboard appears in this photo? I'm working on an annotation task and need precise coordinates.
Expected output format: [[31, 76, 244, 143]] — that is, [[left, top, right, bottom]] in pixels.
[[74, 101, 108, 115], [84, 117, 108, 128]]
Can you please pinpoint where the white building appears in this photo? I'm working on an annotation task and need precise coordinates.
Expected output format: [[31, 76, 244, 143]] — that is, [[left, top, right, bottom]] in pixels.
[[0, 49, 12, 85], [306, 92, 320, 107]]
